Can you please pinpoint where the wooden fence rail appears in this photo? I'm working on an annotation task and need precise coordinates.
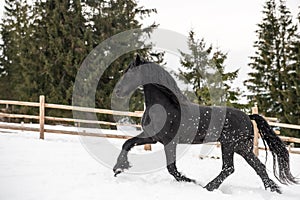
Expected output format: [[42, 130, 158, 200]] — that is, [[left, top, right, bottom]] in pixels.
[[0, 99, 143, 117], [268, 121, 300, 130], [0, 95, 143, 140], [0, 123, 133, 140], [0, 97, 299, 154]]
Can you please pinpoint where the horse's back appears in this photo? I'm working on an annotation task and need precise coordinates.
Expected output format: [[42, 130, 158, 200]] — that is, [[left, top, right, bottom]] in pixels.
[[179, 105, 253, 144]]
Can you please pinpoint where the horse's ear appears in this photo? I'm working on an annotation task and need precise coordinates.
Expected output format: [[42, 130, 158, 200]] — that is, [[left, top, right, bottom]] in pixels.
[[135, 54, 141, 65]]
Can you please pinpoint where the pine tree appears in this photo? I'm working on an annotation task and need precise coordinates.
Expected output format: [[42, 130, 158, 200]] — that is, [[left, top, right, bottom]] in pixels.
[[26, 0, 87, 103], [0, 0, 158, 123], [272, 0, 297, 119], [179, 31, 242, 107], [245, 0, 299, 138], [212, 50, 242, 108], [282, 7, 300, 137], [84, 0, 157, 125], [245, 0, 280, 116], [0, 0, 32, 100]]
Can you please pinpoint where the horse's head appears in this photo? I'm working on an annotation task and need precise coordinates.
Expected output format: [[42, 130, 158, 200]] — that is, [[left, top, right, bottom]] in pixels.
[[115, 55, 148, 98], [124, 54, 148, 73]]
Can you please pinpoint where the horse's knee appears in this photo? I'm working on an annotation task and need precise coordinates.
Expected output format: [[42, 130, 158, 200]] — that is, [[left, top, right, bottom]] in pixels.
[[122, 138, 136, 151], [122, 141, 131, 151]]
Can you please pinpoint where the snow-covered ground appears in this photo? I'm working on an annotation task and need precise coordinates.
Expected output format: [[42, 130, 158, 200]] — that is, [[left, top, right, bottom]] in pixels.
[[1, 124, 300, 200]]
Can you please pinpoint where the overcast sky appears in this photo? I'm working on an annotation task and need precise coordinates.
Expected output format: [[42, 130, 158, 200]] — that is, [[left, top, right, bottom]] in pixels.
[[0, 0, 299, 102]]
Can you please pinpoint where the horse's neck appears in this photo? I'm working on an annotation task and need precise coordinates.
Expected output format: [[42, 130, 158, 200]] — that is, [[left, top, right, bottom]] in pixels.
[[143, 84, 171, 107]]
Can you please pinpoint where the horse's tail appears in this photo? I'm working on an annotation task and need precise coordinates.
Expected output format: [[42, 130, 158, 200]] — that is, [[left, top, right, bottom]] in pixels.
[[249, 114, 298, 185]]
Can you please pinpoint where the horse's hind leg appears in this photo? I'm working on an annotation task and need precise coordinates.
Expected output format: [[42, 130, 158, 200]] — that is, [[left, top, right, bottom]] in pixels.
[[205, 143, 235, 191], [113, 132, 156, 176], [164, 143, 196, 183], [235, 142, 281, 193]]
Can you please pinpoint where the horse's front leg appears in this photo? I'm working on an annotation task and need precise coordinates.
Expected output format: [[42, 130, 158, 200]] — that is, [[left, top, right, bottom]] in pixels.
[[113, 132, 156, 176], [164, 143, 196, 183]]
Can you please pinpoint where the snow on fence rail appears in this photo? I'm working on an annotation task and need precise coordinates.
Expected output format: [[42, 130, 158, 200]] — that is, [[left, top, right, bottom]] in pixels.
[[0, 96, 299, 154]]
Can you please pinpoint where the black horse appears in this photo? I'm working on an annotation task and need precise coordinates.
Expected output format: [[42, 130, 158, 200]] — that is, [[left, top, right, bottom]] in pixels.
[[113, 55, 297, 193]]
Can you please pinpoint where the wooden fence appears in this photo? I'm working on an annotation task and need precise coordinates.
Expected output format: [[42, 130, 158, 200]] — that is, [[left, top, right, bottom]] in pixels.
[[0, 95, 143, 140], [0, 96, 299, 154]]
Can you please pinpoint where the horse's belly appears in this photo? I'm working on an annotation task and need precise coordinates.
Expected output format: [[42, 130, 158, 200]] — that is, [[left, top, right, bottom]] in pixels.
[[193, 131, 220, 144], [178, 130, 216, 144]]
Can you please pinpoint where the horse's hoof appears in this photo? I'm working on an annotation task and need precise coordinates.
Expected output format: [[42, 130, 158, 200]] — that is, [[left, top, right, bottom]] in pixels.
[[268, 183, 282, 194], [113, 160, 131, 177], [114, 168, 123, 177], [264, 179, 282, 194], [183, 177, 196, 183], [271, 186, 282, 194], [204, 183, 218, 191], [176, 176, 196, 183]]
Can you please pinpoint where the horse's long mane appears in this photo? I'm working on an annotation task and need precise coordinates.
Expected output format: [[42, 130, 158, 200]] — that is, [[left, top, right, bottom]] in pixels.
[[125, 56, 189, 106], [138, 61, 189, 106]]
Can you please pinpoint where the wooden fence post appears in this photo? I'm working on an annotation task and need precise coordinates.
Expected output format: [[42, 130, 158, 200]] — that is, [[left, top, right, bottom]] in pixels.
[[252, 103, 259, 156], [144, 144, 152, 151], [39, 95, 45, 139]]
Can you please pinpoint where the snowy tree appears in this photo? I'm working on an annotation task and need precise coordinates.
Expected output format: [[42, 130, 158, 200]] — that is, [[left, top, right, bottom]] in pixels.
[[179, 31, 242, 108], [245, 0, 299, 138]]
